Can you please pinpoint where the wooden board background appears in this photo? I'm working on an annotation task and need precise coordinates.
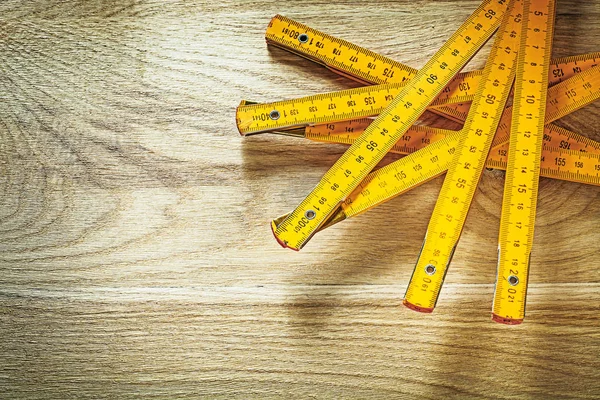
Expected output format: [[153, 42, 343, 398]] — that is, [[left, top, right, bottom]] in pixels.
[[0, 0, 599, 398]]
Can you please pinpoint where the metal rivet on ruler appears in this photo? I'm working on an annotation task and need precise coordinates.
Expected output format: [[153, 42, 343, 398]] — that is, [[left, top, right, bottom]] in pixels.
[[269, 110, 280, 120], [508, 275, 519, 286], [305, 210, 316, 220], [298, 33, 309, 43], [425, 264, 436, 275]]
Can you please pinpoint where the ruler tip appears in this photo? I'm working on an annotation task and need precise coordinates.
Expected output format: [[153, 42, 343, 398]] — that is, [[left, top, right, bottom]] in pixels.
[[270, 220, 300, 251], [491, 313, 523, 325], [236, 101, 251, 136], [403, 300, 434, 314]]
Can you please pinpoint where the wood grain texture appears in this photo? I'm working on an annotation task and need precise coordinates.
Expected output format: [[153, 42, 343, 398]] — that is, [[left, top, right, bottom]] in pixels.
[[0, 1, 599, 398]]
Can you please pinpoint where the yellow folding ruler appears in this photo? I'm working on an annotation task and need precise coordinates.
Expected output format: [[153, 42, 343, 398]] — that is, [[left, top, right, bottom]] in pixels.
[[493, 0, 556, 324], [237, 1, 600, 323], [269, 0, 511, 251]]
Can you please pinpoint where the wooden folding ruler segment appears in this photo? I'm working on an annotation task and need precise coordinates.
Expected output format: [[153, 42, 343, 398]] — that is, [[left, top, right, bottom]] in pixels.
[[493, 0, 557, 324]]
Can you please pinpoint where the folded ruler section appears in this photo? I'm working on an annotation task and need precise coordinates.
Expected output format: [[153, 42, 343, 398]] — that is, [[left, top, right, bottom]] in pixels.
[[404, 0, 524, 313], [493, 0, 557, 324], [270, 0, 509, 251], [237, 3, 600, 323]]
